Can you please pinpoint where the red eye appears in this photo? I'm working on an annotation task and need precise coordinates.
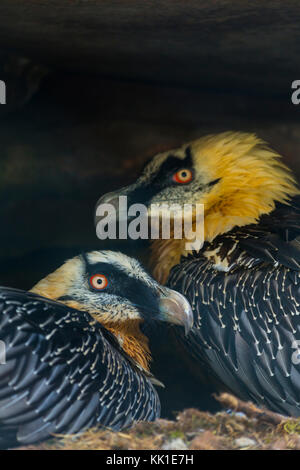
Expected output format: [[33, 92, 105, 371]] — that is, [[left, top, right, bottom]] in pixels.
[[90, 274, 108, 290], [172, 169, 193, 184]]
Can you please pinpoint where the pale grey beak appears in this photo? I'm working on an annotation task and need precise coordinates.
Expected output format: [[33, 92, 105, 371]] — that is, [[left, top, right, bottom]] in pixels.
[[158, 287, 193, 336], [95, 190, 122, 225]]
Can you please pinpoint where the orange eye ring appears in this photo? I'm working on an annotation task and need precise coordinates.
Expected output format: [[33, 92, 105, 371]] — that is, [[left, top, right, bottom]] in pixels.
[[172, 169, 193, 184], [90, 274, 108, 290]]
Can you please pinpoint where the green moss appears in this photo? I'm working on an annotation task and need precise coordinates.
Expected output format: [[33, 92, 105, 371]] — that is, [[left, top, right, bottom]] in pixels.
[[283, 420, 300, 435], [169, 431, 185, 440]]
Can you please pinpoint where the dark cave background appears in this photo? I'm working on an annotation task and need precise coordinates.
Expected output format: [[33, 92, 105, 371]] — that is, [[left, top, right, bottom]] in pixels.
[[0, 0, 299, 418]]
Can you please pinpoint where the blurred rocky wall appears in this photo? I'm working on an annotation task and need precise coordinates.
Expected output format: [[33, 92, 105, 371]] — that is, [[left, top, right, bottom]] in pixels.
[[0, 72, 299, 289]]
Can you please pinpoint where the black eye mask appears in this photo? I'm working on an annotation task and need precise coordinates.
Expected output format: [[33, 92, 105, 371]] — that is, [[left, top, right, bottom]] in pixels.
[[128, 147, 194, 205], [151, 146, 193, 186]]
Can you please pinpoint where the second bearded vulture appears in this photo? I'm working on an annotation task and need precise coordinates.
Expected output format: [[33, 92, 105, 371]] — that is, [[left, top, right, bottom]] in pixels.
[[0, 250, 192, 447]]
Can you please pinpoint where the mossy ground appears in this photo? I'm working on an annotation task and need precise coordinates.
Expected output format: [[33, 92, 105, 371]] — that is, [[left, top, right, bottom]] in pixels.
[[17, 395, 300, 450]]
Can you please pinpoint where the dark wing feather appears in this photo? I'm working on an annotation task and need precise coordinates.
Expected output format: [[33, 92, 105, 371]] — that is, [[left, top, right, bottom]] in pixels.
[[168, 198, 300, 416], [210, 196, 300, 270], [0, 287, 160, 447]]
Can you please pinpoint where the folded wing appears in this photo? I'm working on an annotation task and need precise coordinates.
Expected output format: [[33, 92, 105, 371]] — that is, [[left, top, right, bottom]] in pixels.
[[0, 287, 160, 446]]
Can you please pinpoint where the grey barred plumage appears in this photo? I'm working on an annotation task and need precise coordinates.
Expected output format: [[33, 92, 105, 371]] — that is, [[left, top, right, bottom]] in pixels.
[[99, 131, 300, 417], [169, 198, 300, 415]]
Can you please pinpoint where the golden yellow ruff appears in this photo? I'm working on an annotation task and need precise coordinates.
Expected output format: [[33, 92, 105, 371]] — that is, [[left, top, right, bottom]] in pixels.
[[150, 132, 300, 284]]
